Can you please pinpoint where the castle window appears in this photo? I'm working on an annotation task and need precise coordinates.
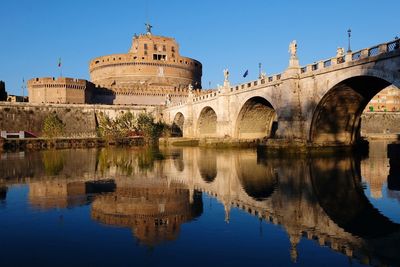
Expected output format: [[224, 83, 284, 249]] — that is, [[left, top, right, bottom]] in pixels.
[[153, 54, 166, 60], [144, 51, 147, 55], [172, 53, 175, 58], [144, 43, 148, 50], [154, 44, 157, 50], [163, 45, 166, 52], [172, 46, 175, 52]]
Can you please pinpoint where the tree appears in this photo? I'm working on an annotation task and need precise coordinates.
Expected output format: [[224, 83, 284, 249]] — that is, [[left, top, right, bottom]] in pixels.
[[96, 112, 168, 144], [97, 112, 137, 139], [136, 113, 169, 144], [42, 113, 65, 138]]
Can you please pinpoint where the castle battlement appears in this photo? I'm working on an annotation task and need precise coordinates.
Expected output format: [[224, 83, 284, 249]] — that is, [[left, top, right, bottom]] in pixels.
[[28, 77, 89, 88], [27, 77, 94, 104]]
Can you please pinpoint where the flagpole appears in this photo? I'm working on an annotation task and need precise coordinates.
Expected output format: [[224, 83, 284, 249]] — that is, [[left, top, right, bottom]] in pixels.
[[58, 58, 62, 78]]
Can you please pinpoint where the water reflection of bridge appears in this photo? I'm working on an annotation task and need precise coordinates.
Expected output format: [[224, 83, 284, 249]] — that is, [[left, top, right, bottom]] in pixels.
[[0, 145, 399, 265]]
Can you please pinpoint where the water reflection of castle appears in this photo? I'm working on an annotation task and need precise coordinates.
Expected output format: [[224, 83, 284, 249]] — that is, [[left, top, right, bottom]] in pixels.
[[91, 180, 202, 246], [0, 145, 399, 266], [361, 141, 390, 199]]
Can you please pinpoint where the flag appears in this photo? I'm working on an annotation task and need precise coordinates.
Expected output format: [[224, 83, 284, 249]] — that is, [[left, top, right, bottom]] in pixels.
[[58, 58, 62, 67], [243, 70, 249, 78]]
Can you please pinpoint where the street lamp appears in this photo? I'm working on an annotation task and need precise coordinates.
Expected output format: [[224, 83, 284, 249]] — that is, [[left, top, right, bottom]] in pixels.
[[347, 28, 352, 53]]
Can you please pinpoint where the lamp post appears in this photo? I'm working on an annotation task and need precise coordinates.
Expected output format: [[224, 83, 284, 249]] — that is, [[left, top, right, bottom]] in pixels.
[[347, 28, 352, 53], [21, 78, 25, 102]]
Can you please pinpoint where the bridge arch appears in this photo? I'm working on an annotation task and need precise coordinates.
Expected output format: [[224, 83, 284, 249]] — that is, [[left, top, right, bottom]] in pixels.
[[235, 96, 277, 139], [197, 106, 217, 137], [171, 112, 185, 137], [310, 72, 399, 145]]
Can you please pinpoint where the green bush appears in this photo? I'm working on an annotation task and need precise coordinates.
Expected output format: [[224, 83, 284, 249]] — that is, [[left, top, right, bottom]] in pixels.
[[97, 111, 138, 139], [42, 113, 65, 138], [97, 112, 168, 144], [137, 113, 169, 144]]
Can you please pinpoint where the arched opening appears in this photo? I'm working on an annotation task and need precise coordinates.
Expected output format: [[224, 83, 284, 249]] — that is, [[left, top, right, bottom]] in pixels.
[[310, 76, 392, 145], [198, 149, 217, 183], [171, 112, 184, 137], [236, 97, 277, 139], [197, 107, 217, 137], [361, 84, 400, 136]]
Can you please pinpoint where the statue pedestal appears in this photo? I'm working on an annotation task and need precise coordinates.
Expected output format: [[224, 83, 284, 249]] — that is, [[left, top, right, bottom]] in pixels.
[[284, 57, 300, 79], [289, 57, 299, 68], [220, 81, 230, 94]]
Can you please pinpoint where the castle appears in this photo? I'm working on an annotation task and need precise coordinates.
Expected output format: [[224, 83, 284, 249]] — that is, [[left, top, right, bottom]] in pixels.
[[27, 26, 203, 106]]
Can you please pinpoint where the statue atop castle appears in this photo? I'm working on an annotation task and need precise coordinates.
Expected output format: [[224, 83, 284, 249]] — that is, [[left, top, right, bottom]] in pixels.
[[145, 23, 153, 35]]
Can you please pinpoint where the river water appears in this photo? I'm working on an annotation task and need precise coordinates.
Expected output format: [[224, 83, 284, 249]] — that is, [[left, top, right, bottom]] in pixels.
[[0, 141, 399, 267]]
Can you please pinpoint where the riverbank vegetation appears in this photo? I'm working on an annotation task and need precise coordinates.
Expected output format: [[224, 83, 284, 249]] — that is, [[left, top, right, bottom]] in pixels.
[[96, 112, 169, 144]]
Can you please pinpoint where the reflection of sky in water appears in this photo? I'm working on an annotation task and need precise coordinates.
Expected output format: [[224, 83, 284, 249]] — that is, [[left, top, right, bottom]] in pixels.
[[362, 182, 400, 224]]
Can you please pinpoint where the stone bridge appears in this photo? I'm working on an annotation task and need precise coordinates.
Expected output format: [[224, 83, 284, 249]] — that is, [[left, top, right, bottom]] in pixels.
[[163, 39, 400, 146]]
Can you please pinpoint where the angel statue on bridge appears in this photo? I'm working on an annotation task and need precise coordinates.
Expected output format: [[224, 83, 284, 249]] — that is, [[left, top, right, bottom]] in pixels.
[[288, 40, 297, 58], [223, 69, 229, 82]]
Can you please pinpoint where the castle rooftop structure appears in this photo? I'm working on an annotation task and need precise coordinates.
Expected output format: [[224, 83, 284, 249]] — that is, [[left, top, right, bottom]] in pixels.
[[27, 77, 94, 104], [89, 27, 202, 105], [0, 81, 7, 101]]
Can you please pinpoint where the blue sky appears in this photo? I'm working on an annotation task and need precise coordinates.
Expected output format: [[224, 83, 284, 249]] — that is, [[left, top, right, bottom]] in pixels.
[[1, 0, 399, 95]]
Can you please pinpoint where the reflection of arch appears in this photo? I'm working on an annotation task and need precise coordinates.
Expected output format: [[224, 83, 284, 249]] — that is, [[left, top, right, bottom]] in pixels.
[[310, 76, 392, 145], [388, 143, 400, 191], [172, 112, 184, 137], [310, 157, 400, 239], [0, 186, 7, 201], [235, 97, 277, 139], [172, 150, 184, 172], [236, 153, 277, 201], [198, 150, 217, 183], [197, 107, 217, 137]]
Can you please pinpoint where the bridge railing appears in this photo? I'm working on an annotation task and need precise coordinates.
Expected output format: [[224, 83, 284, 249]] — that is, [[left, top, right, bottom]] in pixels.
[[388, 39, 400, 52], [300, 38, 399, 75], [166, 39, 400, 109], [166, 68, 294, 107]]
